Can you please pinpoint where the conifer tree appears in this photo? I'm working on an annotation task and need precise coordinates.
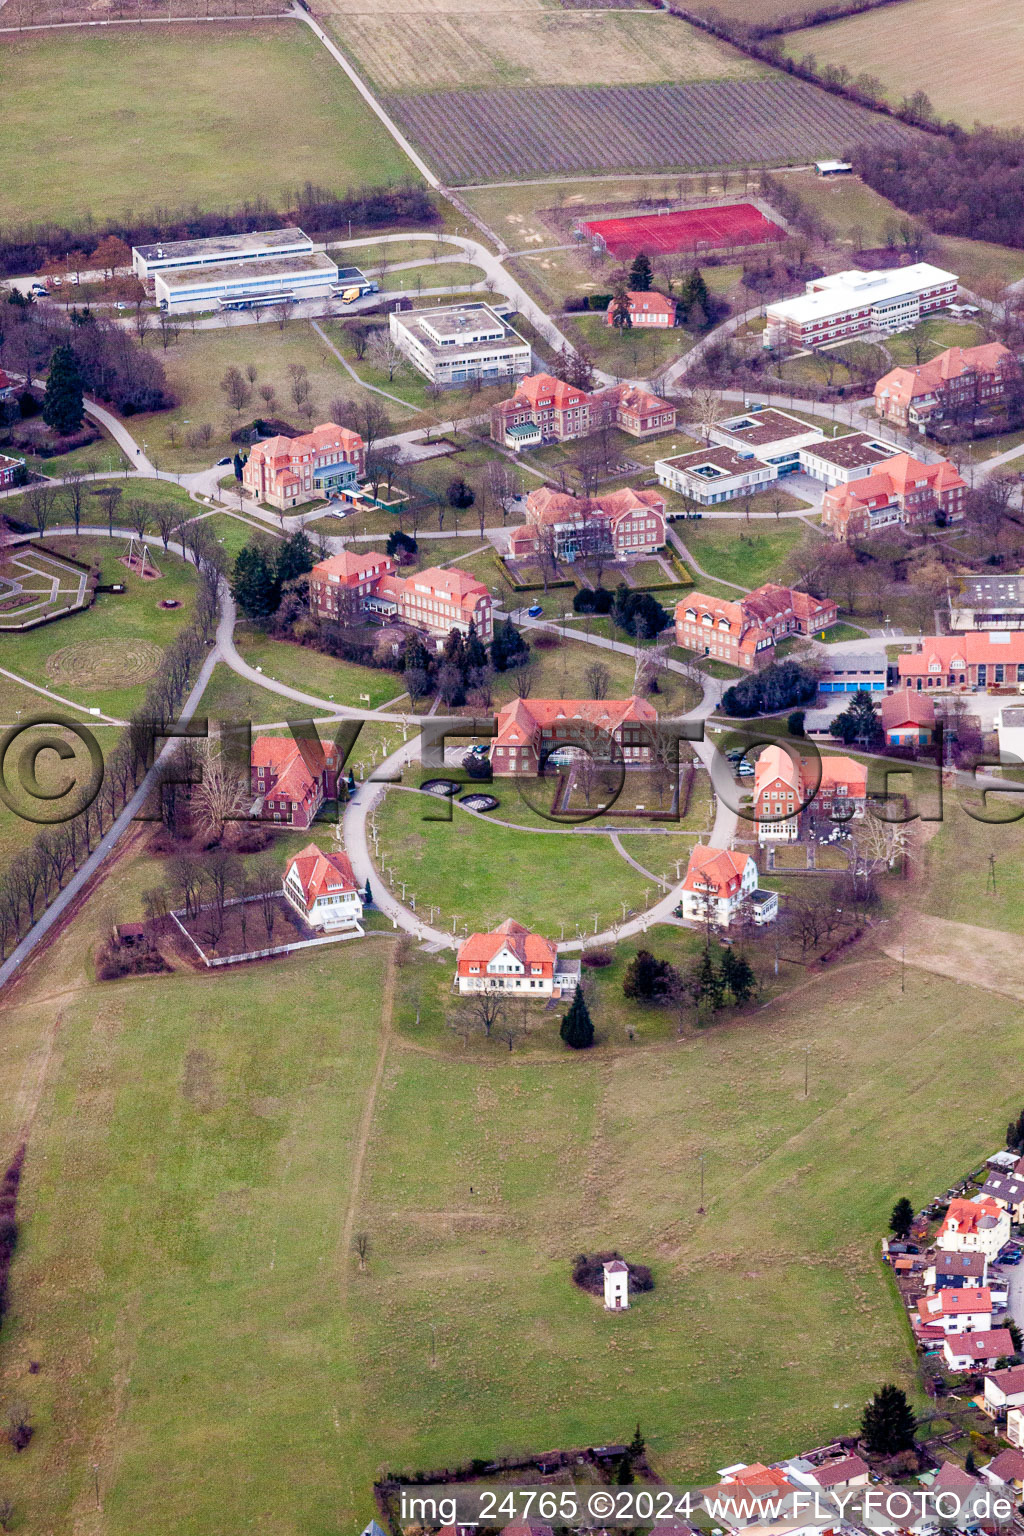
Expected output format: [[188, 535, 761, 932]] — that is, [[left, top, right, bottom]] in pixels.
[[889, 1197, 915, 1240], [628, 250, 653, 291], [363, 877, 372, 905], [861, 1384, 916, 1455], [42, 343, 84, 435], [560, 984, 594, 1049]]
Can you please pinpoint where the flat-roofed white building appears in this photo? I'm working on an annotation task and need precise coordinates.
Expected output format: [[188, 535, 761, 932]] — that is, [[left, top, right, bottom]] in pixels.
[[655, 443, 776, 504], [798, 430, 902, 487], [710, 407, 827, 476], [154, 252, 339, 313], [133, 226, 313, 281], [388, 302, 531, 386], [764, 263, 958, 350]]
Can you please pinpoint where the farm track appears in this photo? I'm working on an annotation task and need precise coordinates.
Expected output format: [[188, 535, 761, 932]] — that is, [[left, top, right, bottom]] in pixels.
[[383, 76, 920, 183]]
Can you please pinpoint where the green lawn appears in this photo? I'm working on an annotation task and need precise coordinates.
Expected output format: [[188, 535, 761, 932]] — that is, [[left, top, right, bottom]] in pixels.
[[675, 517, 813, 589], [920, 798, 1024, 935], [0, 23, 416, 226], [234, 628, 405, 712], [378, 261, 485, 294], [819, 620, 869, 643], [1, 536, 199, 718], [373, 786, 681, 933], [564, 312, 693, 378]]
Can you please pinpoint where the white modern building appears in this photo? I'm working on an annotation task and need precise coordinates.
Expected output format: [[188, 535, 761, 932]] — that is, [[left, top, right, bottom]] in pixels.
[[764, 263, 958, 350], [799, 431, 902, 488], [154, 252, 339, 313], [133, 226, 314, 281], [710, 407, 828, 476], [388, 302, 531, 386], [655, 444, 776, 505]]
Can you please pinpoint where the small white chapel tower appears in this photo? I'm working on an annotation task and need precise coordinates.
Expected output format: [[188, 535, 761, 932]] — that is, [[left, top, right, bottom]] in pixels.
[[603, 1259, 629, 1311]]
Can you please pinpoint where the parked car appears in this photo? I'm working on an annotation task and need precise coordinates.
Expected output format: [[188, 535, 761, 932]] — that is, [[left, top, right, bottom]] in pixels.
[[217, 457, 232, 466], [527, 604, 543, 618]]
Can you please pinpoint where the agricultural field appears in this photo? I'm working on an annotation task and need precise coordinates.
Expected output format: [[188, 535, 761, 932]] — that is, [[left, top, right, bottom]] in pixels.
[[334, 10, 761, 91], [0, 24, 416, 228], [383, 76, 920, 184], [782, 0, 1024, 131]]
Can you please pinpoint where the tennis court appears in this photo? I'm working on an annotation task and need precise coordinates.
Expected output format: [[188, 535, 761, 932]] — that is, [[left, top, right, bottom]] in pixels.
[[581, 201, 785, 258]]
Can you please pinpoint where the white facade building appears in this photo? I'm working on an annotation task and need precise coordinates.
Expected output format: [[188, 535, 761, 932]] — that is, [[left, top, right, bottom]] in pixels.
[[282, 843, 363, 933], [603, 1260, 629, 1311], [388, 303, 531, 386], [132, 226, 314, 281], [655, 444, 777, 505], [154, 252, 338, 313], [764, 263, 958, 350]]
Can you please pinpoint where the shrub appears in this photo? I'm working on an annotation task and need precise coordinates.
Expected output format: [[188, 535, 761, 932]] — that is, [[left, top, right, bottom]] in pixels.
[[571, 1251, 654, 1296]]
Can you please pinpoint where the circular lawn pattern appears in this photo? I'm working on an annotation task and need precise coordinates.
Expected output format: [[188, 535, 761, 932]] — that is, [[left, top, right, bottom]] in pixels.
[[459, 793, 498, 812], [46, 639, 163, 691]]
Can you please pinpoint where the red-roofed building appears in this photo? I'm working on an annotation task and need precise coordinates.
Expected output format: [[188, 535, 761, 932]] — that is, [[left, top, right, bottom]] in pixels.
[[753, 745, 868, 843], [938, 1197, 1011, 1260], [0, 451, 24, 490], [455, 918, 564, 996], [983, 1364, 1024, 1419], [821, 452, 966, 541], [282, 842, 362, 931], [679, 844, 775, 927], [509, 484, 666, 563], [741, 583, 838, 639], [490, 372, 676, 450], [881, 688, 936, 746], [944, 1328, 1015, 1372], [607, 291, 676, 328], [307, 553, 492, 643], [674, 591, 775, 670], [242, 422, 365, 511], [899, 632, 1024, 692], [874, 343, 1017, 431], [491, 696, 657, 776], [0, 369, 15, 403], [807, 1455, 870, 1492], [250, 735, 342, 827], [917, 1287, 993, 1334]]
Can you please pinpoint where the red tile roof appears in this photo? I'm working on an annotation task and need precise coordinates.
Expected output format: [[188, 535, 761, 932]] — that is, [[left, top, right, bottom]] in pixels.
[[285, 842, 357, 906], [681, 844, 750, 898], [493, 696, 656, 749], [899, 633, 1024, 677], [457, 918, 556, 975], [941, 1196, 1006, 1238], [312, 550, 396, 586], [875, 343, 1013, 412], [946, 1328, 1015, 1362], [810, 1455, 869, 1489], [881, 688, 936, 730]]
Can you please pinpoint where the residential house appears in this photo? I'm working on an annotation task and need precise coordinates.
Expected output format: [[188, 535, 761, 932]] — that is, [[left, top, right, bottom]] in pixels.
[[508, 484, 666, 563], [0, 452, 24, 490], [874, 343, 1017, 432], [937, 1196, 1011, 1260], [674, 591, 775, 670], [980, 1169, 1024, 1221], [250, 735, 341, 828], [925, 1251, 988, 1291], [983, 1365, 1024, 1420], [242, 422, 365, 511], [607, 290, 676, 327], [917, 1286, 993, 1334], [880, 689, 936, 747], [702, 1463, 799, 1523], [679, 844, 777, 928], [490, 373, 677, 450], [753, 745, 868, 844], [980, 1449, 1024, 1493], [0, 369, 16, 402], [455, 918, 580, 998], [803, 1455, 870, 1494], [929, 1460, 990, 1526], [282, 842, 363, 932], [307, 553, 492, 644], [821, 453, 966, 541], [1008, 1408, 1024, 1448], [943, 1328, 1015, 1371], [490, 697, 657, 776], [898, 632, 1024, 692], [997, 707, 1024, 765]]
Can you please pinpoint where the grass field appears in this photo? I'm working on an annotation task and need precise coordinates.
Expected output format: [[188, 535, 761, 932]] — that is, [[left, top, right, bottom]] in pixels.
[[335, 9, 762, 90], [128, 318, 418, 474], [374, 786, 678, 930], [0, 24, 417, 228], [676, 518, 813, 589], [564, 311, 695, 376], [8, 857, 1024, 1531], [782, 0, 1024, 130]]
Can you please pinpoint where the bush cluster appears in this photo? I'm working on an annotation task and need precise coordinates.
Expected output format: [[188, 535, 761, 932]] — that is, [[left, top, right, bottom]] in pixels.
[[571, 1251, 654, 1296]]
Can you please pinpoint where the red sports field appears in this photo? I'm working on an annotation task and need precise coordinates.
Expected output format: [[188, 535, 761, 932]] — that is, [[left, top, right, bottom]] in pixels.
[[580, 202, 785, 260]]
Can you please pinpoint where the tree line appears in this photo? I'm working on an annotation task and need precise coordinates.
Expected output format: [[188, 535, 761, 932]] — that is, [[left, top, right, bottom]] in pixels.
[[0, 553, 222, 966], [3, 289, 173, 416], [855, 131, 1024, 250], [0, 183, 438, 279]]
